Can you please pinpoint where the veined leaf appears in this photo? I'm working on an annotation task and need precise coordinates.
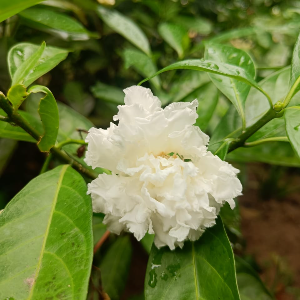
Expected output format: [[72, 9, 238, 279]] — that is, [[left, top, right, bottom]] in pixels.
[[158, 22, 190, 58], [0, 0, 43, 23], [19, 7, 99, 41], [7, 84, 28, 109], [285, 107, 300, 158], [0, 165, 93, 299], [123, 48, 160, 90], [145, 217, 240, 300], [97, 5, 151, 55], [9, 42, 69, 87], [139, 59, 269, 106], [11, 42, 45, 87], [29, 86, 59, 152], [204, 43, 256, 129]]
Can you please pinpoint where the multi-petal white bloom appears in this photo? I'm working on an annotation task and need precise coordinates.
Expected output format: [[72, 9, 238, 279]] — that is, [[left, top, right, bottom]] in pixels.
[[85, 86, 242, 249]]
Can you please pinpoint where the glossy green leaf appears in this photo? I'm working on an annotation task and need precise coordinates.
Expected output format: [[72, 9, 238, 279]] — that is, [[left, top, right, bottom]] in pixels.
[[139, 59, 268, 105], [245, 67, 300, 127], [0, 138, 17, 177], [235, 256, 273, 300], [19, 7, 99, 41], [158, 22, 190, 58], [0, 108, 41, 142], [205, 43, 255, 129], [11, 42, 45, 87], [141, 233, 155, 254], [9, 42, 69, 87], [145, 217, 240, 300], [7, 84, 28, 109], [220, 202, 241, 238], [0, 165, 93, 299], [123, 48, 160, 90], [285, 107, 300, 157], [97, 5, 151, 55], [91, 82, 124, 105], [0, 0, 43, 23], [288, 33, 300, 101], [228, 142, 300, 167], [174, 15, 212, 35], [29, 86, 59, 152], [100, 236, 132, 300]]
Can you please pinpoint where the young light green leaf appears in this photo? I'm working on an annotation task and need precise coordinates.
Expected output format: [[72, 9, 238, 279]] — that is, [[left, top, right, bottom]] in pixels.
[[0, 165, 93, 299], [0, 0, 43, 22], [284, 107, 300, 158], [100, 236, 132, 300], [97, 5, 151, 55], [9, 42, 69, 87], [91, 82, 124, 105], [7, 84, 28, 109], [11, 42, 45, 87], [19, 7, 99, 41], [235, 256, 274, 300], [0, 108, 41, 142], [205, 43, 256, 129], [29, 85, 59, 152], [158, 22, 190, 58], [145, 217, 240, 300], [139, 59, 270, 106], [123, 48, 161, 90]]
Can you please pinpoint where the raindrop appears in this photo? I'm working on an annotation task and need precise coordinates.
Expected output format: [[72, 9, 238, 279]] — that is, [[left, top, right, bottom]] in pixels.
[[160, 271, 169, 281], [294, 124, 300, 131], [229, 53, 238, 59], [239, 56, 246, 66], [16, 50, 23, 56], [148, 269, 157, 288]]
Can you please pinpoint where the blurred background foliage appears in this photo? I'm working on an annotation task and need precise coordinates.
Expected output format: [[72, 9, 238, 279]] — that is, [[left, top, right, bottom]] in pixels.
[[1, 0, 300, 299]]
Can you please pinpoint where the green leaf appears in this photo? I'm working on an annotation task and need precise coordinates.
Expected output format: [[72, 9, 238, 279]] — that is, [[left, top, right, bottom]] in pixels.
[[158, 22, 190, 58], [0, 108, 42, 142], [174, 15, 212, 35], [9, 42, 69, 87], [100, 236, 132, 300], [140, 233, 155, 254], [29, 85, 59, 152], [205, 43, 256, 129], [91, 82, 124, 105], [235, 256, 273, 300], [220, 202, 241, 238], [93, 214, 107, 246], [0, 0, 43, 23], [145, 217, 240, 300], [0, 165, 93, 299], [228, 142, 300, 167], [139, 59, 269, 106], [123, 48, 160, 90], [0, 138, 17, 177], [7, 84, 28, 109], [19, 7, 99, 41], [284, 107, 300, 157], [11, 42, 45, 87], [214, 138, 235, 160], [97, 5, 151, 55]]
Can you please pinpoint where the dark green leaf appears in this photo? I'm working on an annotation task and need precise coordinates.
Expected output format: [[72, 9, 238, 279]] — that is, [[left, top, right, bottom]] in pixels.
[[29, 85, 59, 152], [284, 107, 300, 157], [100, 236, 132, 300], [123, 48, 160, 90], [220, 202, 241, 238], [0, 138, 17, 177], [91, 82, 124, 105], [0, 165, 93, 299], [158, 22, 190, 58], [92, 214, 106, 246], [9, 42, 69, 87], [288, 33, 300, 100], [7, 84, 28, 109], [19, 7, 99, 41], [205, 43, 255, 128], [0, 0, 43, 22], [97, 5, 151, 55], [145, 217, 240, 300], [140, 233, 154, 254], [235, 256, 273, 300], [11, 42, 45, 87]]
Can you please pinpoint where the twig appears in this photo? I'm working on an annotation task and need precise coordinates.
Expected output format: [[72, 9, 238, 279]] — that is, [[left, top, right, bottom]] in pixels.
[[93, 231, 110, 254]]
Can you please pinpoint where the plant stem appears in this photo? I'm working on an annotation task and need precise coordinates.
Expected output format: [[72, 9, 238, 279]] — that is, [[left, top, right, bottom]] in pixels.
[[245, 137, 289, 147], [56, 139, 87, 149], [0, 115, 10, 122], [40, 153, 53, 174], [93, 231, 110, 254], [0, 92, 97, 180], [228, 108, 283, 153]]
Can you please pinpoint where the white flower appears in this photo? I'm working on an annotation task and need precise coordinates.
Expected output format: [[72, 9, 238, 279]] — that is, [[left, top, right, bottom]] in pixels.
[[85, 86, 242, 250]]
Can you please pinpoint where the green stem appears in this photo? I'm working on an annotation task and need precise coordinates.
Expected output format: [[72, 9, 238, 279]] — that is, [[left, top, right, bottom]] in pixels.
[[0, 115, 10, 122], [40, 153, 53, 174], [228, 108, 283, 153], [282, 76, 300, 108], [245, 137, 289, 147], [0, 92, 97, 180], [56, 139, 87, 149]]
